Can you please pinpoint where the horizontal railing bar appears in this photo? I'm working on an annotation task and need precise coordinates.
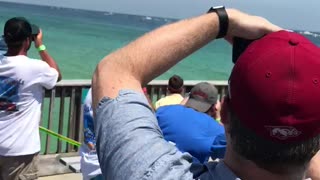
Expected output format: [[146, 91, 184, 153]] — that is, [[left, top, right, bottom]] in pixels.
[[55, 80, 228, 87], [148, 80, 228, 86], [55, 80, 91, 87]]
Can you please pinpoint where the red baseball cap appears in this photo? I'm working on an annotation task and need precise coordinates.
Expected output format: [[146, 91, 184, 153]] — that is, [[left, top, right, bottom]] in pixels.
[[229, 30, 320, 143]]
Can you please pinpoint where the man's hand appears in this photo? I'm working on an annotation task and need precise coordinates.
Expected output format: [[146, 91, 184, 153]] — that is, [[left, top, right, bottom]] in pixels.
[[225, 9, 282, 44], [180, 96, 189, 106], [34, 29, 43, 48], [214, 100, 222, 123]]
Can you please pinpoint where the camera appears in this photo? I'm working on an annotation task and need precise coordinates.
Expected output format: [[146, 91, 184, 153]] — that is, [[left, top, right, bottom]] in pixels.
[[31, 24, 40, 36], [232, 37, 255, 64]]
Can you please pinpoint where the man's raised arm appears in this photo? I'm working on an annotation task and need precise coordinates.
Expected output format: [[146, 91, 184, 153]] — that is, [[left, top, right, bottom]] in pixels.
[[92, 9, 280, 105], [34, 29, 62, 82]]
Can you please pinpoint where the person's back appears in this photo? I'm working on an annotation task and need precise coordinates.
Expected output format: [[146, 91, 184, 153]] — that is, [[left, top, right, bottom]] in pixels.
[[0, 17, 61, 180], [0, 55, 58, 154], [157, 104, 226, 163]]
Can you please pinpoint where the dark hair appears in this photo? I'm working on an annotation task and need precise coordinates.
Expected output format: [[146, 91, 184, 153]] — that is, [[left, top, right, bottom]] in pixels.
[[3, 17, 32, 48], [168, 75, 183, 93], [228, 106, 320, 174]]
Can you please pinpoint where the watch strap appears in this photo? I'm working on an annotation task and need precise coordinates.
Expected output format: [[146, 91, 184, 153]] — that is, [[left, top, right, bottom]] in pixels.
[[208, 6, 229, 39]]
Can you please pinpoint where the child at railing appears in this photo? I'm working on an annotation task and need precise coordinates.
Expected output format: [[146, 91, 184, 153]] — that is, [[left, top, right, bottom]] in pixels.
[[79, 88, 103, 180]]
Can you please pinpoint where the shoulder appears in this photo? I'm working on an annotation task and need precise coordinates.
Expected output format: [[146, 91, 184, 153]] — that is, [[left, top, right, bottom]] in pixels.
[[9, 57, 52, 76], [181, 107, 207, 117], [192, 161, 233, 180], [196, 161, 239, 180], [155, 96, 166, 104], [95, 90, 152, 125], [27, 60, 58, 80], [156, 105, 184, 114], [190, 162, 216, 179], [28, 59, 49, 68], [173, 93, 184, 99], [23, 58, 51, 71]]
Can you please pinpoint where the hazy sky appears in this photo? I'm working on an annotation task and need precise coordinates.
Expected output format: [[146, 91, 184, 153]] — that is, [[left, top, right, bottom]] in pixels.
[[2, 0, 320, 31]]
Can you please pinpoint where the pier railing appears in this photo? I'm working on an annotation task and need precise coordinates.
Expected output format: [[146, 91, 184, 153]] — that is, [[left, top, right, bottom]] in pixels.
[[40, 80, 228, 155]]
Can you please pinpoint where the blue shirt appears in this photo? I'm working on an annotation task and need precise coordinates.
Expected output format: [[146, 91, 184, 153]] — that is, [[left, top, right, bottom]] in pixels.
[[95, 90, 239, 180], [156, 105, 226, 163], [83, 88, 96, 146]]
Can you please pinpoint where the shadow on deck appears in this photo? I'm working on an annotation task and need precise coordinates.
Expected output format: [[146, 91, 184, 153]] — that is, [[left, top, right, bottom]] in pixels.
[[39, 153, 80, 177]]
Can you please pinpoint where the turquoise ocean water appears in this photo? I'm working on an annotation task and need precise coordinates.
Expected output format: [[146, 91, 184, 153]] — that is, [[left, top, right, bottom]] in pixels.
[[1, 2, 320, 80]]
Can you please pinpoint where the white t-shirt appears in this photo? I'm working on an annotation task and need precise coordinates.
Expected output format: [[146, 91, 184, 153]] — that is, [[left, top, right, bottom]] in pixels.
[[0, 55, 58, 156]]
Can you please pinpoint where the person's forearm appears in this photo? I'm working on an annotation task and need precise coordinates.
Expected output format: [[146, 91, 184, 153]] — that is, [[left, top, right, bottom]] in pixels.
[[34, 29, 62, 82], [39, 50, 62, 81], [214, 113, 221, 122], [93, 11, 221, 104], [124, 12, 220, 84]]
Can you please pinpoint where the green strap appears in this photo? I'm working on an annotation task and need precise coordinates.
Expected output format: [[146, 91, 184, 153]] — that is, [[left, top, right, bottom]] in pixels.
[[39, 126, 81, 147], [37, 44, 46, 52]]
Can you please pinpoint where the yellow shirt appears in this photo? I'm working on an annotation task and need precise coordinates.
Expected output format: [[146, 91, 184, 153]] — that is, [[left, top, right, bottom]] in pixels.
[[155, 93, 184, 110]]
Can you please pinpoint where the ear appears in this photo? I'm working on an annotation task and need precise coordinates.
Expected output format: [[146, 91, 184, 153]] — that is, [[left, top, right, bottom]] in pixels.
[[23, 37, 31, 49], [214, 99, 221, 112], [26, 37, 32, 43]]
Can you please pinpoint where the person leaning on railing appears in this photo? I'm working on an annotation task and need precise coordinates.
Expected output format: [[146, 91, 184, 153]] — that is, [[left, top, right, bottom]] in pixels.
[[0, 17, 61, 180], [91, 6, 320, 180], [156, 82, 226, 163]]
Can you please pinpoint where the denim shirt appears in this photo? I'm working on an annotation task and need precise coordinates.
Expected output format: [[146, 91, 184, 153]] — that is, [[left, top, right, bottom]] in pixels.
[[95, 90, 239, 180]]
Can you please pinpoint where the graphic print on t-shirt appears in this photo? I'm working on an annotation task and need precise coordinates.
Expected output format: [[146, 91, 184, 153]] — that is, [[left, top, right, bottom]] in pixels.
[[0, 76, 21, 112]]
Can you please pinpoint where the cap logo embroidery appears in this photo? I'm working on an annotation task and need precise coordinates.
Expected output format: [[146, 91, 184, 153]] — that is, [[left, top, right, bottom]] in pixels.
[[192, 91, 208, 99], [266, 126, 301, 140]]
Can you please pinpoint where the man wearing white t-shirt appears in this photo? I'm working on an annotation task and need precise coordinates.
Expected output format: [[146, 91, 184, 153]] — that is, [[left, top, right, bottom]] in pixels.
[[0, 17, 62, 180]]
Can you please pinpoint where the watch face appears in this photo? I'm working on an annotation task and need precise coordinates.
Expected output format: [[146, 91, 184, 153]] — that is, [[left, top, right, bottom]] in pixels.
[[213, 6, 225, 9], [208, 6, 225, 13]]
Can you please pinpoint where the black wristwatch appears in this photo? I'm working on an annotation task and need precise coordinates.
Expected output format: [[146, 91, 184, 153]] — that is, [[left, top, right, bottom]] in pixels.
[[207, 6, 229, 39]]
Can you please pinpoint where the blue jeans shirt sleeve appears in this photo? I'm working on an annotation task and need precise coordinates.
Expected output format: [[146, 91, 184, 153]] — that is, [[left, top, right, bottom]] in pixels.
[[94, 90, 194, 180]]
